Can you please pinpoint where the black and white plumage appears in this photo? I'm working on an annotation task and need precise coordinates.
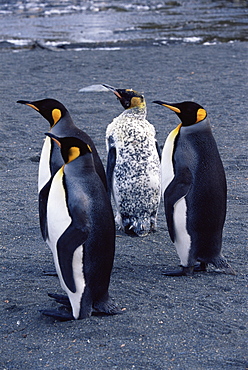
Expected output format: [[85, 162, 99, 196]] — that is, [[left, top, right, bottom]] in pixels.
[[38, 134, 118, 320], [153, 100, 235, 276], [103, 85, 161, 236], [17, 98, 107, 241]]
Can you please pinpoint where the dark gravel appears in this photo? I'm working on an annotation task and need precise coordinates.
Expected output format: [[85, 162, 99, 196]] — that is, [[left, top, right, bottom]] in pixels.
[[0, 42, 247, 369]]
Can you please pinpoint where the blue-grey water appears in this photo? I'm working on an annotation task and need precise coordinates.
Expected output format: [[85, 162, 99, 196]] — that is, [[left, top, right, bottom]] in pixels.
[[0, 0, 247, 50]]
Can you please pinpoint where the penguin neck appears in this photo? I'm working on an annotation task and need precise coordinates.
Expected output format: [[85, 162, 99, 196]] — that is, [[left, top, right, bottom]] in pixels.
[[64, 153, 95, 174], [51, 111, 76, 132], [122, 104, 147, 119], [180, 117, 211, 134]]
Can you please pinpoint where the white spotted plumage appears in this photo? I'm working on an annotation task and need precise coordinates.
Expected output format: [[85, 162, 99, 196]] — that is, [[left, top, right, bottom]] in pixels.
[[106, 105, 161, 236]]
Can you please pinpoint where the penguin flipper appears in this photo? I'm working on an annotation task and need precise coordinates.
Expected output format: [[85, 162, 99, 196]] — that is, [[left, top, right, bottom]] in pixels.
[[155, 140, 162, 161], [106, 136, 116, 198], [39, 178, 53, 241], [164, 167, 192, 242], [57, 224, 89, 293]]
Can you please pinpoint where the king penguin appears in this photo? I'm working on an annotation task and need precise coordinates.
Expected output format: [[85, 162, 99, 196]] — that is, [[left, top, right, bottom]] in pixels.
[[17, 98, 107, 241], [103, 84, 161, 236], [39, 133, 118, 320], [153, 100, 235, 276]]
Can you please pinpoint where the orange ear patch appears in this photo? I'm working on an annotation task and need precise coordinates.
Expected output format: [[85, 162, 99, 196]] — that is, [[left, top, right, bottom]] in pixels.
[[68, 147, 80, 163], [130, 96, 145, 108], [52, 109, 62, 125], [196, 108, 207, 123]]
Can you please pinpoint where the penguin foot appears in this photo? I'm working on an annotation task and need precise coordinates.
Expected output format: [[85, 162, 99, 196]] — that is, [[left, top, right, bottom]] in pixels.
[[214, 265, 237, 275], [150, 228, 157, 234], [123, 220, 150, 237], [163, 262, 209, 276], [223, 265, 236, 275], [93, 300, 121, 316], [162, 269, 186, 276], [40, 306, 74, 321], [212, 257, 236, 275], [123, 226, 150, 237], [124, 225, 139, 237], [194, 262, 208, 272], [162, 266, 195, 276], [48, 293, 71, 308]]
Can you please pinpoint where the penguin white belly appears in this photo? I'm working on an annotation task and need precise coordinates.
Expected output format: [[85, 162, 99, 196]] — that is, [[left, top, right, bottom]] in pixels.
[[46, 168, 71, 249], [38, 137, 51, 192], [173, 197, 191, 266], [161, 139, 174, 195], [161, 124, 182, 194], [47, 168, 85, 319], [68, 245, 85, 319]]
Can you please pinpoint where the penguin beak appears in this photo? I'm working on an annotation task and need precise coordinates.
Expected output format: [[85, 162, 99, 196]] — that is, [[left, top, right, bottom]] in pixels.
[[45, 132, 61, 147], [17, 100, 30, 105], [17, 100, 40, 112], [102, 84, 122, 99], [153, 101, 181, 114]]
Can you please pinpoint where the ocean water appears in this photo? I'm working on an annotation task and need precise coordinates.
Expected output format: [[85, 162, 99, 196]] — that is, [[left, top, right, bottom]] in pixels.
[[0, 0, 247, 50]]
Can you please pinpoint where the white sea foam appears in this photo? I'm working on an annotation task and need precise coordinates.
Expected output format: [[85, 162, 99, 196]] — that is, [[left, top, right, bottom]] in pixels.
[[203, 41, 218, 45], [183, 36, 202, 43], [6, 38, 32, 46], [75, 47, 121, 51], [43, 40, 70, 47]]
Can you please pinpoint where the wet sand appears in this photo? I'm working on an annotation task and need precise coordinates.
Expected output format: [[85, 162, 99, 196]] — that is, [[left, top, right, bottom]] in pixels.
[[0, 42, 247, 369]]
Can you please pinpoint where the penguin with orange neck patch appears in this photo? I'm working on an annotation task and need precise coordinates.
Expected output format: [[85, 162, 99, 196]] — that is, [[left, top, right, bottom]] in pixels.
[[39, 134, 118, 320], [17, 98, 107, 241], [153, 100, 235, 276]]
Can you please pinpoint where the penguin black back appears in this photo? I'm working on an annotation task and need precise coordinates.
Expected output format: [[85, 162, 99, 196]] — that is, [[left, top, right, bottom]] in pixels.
[[39, 134, 118, 320], [153, 100, 235, 276]]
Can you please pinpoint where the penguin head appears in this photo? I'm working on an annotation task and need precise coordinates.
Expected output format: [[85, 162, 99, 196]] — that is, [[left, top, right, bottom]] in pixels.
[[153, 100, 207, 127], [45, 133, 92, 164], [17, 98, 68, 128], [102, 84, 145, 110]]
